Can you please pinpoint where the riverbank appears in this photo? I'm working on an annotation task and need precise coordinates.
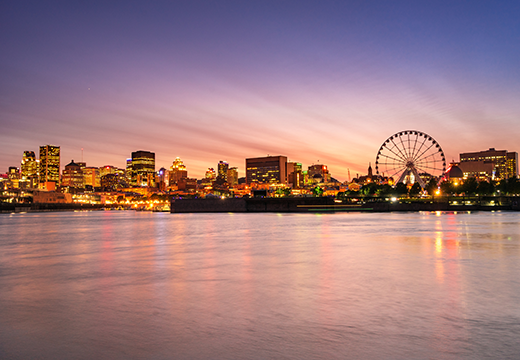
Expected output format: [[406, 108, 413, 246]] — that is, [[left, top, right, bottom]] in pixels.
[[171, 196, 520, 213], [0, 203, 114, 213]]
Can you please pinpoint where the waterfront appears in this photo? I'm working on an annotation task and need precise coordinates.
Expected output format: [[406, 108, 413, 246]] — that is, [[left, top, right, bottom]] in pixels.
[[1, 211, 520, 359]]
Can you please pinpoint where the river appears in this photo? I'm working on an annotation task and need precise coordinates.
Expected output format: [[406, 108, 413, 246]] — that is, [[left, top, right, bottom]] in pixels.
[[1, 210, 519, 359]]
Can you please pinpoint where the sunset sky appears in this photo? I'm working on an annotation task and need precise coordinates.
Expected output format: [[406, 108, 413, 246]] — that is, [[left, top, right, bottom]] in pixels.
[[2, 1, 520, 180]]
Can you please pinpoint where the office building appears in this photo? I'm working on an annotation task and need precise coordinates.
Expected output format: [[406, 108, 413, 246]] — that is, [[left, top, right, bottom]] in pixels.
[[169, 157, 188, 185], [459, 148, 518, 180], [131, 150, 155, 187], [287, 162, 303, 188], [84, 167, 100, 188], [246, 155, 287, 184], [62, 160, 84, 189], [227, 167, 238, 186], [217, 161, 229, 182], [39, 145, 60, 187]]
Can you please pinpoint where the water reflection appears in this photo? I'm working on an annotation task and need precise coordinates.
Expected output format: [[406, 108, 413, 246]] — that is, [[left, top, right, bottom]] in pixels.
[[1, 211, 520, 359]]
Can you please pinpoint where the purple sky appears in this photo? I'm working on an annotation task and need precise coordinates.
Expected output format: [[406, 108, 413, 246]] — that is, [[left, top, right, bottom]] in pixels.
[[2, 1, 520, 180]]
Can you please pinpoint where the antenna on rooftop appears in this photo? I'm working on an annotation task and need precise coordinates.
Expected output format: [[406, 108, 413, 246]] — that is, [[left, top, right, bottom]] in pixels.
[[81, 148, 84, 162]]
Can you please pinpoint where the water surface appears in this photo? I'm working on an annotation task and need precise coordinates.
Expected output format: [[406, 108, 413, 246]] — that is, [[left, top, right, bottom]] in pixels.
[[1, 211, 519, 359]]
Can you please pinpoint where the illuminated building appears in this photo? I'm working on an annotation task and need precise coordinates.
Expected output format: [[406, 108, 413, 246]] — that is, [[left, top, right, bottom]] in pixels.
[[39, 145, 60, 187], [444, 163, 464, 186], [101, 174, 124, 191], [157, 167, 167, 190], [7, 167, 19, 189], [203, 168, 216, 186], [169, 157, 188, 185], [99, 165, 119, 178], [130, 150, 155, 187], [21, 151, 38, 188], [206, 168, 216, 179], [227, 167, 238, 186], [33, 190, 72, 204], [61, 160, 84, 189], [459, 148, 518, 180], [307, 164, 330, 184], [246, 155, 287, 184], [217, 161, 229, 182], [8, 167, 19, 180], [84, 167, 100, 188], [287, 162, 302, 188], [178, 178, 197, 191], [126, 158, 132, 182]]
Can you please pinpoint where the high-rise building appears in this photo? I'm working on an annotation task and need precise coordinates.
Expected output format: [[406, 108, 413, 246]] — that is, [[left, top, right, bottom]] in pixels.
[[131, 150, 155, 187], [227, 167, 238, 186], [61, 160, 84, 189], [21, 151, 37, 180], [459, 148, 518, 180], [202, 168, 216, 186], [217, 161, 229, 182], [83, 167, 100, 188], [245, 155, 287, 184], [169, 157, 188, 185], [126, 158, 132, 183], [8, 167, 19, 180], [287, 162, 303, 188], [20, 151, 38, 188], [157, 167, 167, 191], [39, 145, 60, 187]]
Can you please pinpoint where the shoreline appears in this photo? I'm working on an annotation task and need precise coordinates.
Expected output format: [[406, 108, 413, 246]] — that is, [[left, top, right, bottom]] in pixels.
[[171, 196, 520, 213]]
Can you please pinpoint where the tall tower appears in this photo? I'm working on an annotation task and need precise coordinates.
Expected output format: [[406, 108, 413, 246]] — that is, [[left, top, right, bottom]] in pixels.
[[131, 150, 155, 187], [21, 151, 38, 188], [217, 161, 229, 182], [39, 145, 60, 187], [169, 157, 188, 186]]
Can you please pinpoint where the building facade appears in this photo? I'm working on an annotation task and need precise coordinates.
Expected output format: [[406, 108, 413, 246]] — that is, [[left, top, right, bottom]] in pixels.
[[130, 150, 155, 187], [39, 145, 60, 187], [168, 157, 188, 186], [246, 156, 287, 184], [287, 162, 303, 188], [83, 167, 100, 188], [61, 160, 84, 189], [217, 161, 229, 182], [459, 148, 518, 180], [227, 167, 238, 186]]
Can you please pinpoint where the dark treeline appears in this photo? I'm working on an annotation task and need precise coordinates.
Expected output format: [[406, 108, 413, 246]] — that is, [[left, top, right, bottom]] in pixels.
[[338, 177, 520, 198]]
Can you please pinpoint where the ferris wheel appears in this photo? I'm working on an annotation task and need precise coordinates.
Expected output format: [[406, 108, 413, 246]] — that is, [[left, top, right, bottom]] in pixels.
[[375, 130, 446, 188]]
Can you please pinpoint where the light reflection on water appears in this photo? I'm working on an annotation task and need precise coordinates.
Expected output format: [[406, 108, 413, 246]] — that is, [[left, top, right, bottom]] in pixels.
[[1, 211, 520, 359]]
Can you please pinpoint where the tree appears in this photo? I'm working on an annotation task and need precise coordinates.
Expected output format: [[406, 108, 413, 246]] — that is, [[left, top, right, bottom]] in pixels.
[[313, 186, 324, 197], [378, 184, 393, 196], [394, 182, 408, 195], [425, 178, 438, 196], [461, 177, 478, 195], [477, 181, 495, 195], [361, 183, 379, 197], [409, 182, 422, 197], [440, 181, 453, 196], [507, 176, 520, 194], [476, 180, 494, 195]]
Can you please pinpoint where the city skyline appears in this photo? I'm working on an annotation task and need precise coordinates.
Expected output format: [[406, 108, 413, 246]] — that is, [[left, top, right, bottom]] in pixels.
[[2, 1, 520, 179]]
